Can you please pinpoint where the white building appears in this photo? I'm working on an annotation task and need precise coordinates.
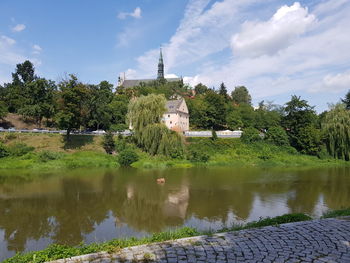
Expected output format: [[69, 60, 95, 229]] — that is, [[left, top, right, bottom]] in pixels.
[[163, 98, 189, 132]]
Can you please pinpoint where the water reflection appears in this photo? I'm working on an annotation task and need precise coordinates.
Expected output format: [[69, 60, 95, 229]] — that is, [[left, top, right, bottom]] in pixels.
[[0, 167, 349, 260]]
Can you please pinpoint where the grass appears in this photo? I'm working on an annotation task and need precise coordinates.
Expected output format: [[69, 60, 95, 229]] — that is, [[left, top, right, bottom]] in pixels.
[[321, 208, 350, 218]]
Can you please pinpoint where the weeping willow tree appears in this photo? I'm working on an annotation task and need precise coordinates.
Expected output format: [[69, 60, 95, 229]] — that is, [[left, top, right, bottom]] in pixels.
[[322, 103, 350, 160], [126, 94, 184, 157]]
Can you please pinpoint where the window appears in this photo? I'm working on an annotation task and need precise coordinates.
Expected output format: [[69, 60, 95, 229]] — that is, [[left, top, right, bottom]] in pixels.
[[170, 121, 172, 124]]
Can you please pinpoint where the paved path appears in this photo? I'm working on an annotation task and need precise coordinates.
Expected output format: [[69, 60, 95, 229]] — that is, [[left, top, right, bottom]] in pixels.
[[50, 217, 350, 263]]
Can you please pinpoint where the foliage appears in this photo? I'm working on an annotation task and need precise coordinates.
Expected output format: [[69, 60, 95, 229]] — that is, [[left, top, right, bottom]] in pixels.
[[341, 90, 350, 110], [194, 83, 209, 95], [0, 100, 8, 119], [7, 143, 34, 157], [265, 126, 289, 146], [0, 143, 9, 158], [231, 86, 251, 105], [38, 151, 64, 162], [102, 132, 115, 154], [118, 149, 139, 166], [218, 82, 229, 101], [322, 103, 350, 160], [282, 95, 318, 153], [186, 148, 210, 162], [322, 208, 350, 218], [241, 127, 261, 143], [296, 125, 322, 156], [211, 129, 218, 140], [55, 75, 90, 138]]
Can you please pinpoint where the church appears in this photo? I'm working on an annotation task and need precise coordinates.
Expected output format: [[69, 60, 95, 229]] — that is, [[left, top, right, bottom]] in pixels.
[[118, 48, 182, 88], [120, 48, 190, 132]]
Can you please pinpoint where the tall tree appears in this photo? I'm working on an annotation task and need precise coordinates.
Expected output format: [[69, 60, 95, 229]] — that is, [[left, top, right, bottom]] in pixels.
[[203, 90, 227, 129], [341, 90, 350, 110], [87, 81, 113, 130], [17, 78, 56, 126], [322, 103, 350, 160], [194, 83, 208, 95], [218, 82, 229, 101], [282, 95, 318, 152], [55, 75, 89, 138], [231, 86, 252, 105]]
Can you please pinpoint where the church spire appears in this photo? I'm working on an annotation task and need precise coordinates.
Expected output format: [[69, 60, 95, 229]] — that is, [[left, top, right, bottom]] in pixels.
[[157, 47, 164, 79]]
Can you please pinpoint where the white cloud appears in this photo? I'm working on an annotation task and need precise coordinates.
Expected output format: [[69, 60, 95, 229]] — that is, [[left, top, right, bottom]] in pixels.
[[318, 71, 350, 93], [32, 44, 42, 54], [231, 2, 316, 57], [1, 35, 16, 45], [12, 24, 26, 32], [164, 73, 179, 78], [118, 7, 142, 19]]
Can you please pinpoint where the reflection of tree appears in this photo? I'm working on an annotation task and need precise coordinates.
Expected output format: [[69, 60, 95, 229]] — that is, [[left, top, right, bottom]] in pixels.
[[0, 166, 349, 258]]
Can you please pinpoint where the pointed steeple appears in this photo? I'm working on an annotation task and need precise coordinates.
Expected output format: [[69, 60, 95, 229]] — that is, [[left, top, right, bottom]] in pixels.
[[157, 47, 164, 79]]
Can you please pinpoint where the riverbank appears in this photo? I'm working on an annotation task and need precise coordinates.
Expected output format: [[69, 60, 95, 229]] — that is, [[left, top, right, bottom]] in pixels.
[[4, 210, 350, 263], [0, 134, 348, 171]]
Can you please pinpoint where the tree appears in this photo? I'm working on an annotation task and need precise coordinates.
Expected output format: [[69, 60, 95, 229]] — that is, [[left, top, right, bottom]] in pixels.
[[241, 127, 261, 143], [55, 75, 90, 138], [322, 103, 350, 160], [87, 81, 113, 130], [231, 86, 251, 105], [203, 90, 227, 129], [282, 95, 317, 152], [126, 94, 184, 157], [265, 126, 289, 146], [341, 90, 350, 110], [109, 93, 129, 131], [12, 60, 36, 85], [17, 78, 56, 126], [0, 100, 8, 120], [218, 82, 229, 101], [102, 132, 115, 154], [194, 83, 209, 95]]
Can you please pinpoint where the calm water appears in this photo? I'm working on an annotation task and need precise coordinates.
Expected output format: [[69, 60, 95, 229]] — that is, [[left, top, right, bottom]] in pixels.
[[0, 167, 349, 260]]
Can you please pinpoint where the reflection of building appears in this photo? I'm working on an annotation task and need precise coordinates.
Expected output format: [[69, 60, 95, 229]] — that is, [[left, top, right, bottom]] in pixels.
[[163, 185, 189, 219], [163, 98, 189, 132]]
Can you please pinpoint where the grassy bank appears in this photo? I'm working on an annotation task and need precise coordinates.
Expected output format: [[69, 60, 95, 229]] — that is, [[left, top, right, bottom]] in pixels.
[[5, 210, 349, 263], [0, 133, 348, 170]]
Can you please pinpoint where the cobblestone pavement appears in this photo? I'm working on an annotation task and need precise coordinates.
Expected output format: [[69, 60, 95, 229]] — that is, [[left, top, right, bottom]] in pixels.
[[50, 218, 350, 263]]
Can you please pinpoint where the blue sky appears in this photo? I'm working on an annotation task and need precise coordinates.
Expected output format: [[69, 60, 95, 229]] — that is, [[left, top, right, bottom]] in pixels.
[[1, 0, 350, 111]]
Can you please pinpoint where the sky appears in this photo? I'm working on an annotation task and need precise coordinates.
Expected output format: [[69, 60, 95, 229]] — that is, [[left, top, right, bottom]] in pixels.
[[1, 0, 350, 111]]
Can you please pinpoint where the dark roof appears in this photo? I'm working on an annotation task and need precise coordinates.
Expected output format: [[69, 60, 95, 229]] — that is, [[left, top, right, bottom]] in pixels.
[[166, 99, 182, 113], [120, 78, 182, 88]]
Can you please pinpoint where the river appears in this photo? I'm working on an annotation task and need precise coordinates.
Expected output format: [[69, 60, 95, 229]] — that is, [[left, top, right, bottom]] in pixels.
[[0, 167, 349, 261]]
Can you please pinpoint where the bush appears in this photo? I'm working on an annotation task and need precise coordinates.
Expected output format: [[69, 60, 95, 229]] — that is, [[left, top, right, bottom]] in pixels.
[[0, 143, 9, 158], [102, 132, 115, 154], [211, 130, 218, 140], [241, 127, 261, 143], [265, 126, 289, 146], [110, 123, 128, 132], [38, 151, 64, 162], [118, 149, 139, 166], [186, 149, 210, 163], [115, 137, 127, 152], [8, 143, 34, 157]]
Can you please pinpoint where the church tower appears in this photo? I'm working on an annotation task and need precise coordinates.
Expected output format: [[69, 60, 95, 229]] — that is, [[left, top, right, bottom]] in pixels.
[[157, 47, 164, 79]]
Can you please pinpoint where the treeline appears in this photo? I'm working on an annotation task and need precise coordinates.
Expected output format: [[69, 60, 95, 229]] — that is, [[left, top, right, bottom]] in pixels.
[[0, 60, 350, 161]]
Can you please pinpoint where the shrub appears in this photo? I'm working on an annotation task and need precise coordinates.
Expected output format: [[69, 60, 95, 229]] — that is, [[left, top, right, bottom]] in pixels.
[[8, 143, 34, 157], [0, 143, 9, 158], [4, 133, 17, 141], [102, 132, 115, 154], [187, 149, 210, 163], [115, 137, 127, 152], [211, 130, 218, 140], [241, 127, 261, 143], [118, 149, 139, 166], [38, 151, 64, 162], [265, 126, 289, 146]]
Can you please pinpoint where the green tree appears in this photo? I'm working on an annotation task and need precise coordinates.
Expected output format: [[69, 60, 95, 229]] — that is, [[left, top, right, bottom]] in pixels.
[[55, 75, 90, 138], [126, 94, 184, 157], [296, 125, 322, 156], [17, 78, 56, 126], [231, 86, 252, 105], [254, 101, 281, 131], [102, 132, 115, 154], [218, 82, 229, 101], [341, 90, 350, 110], [109, 93, 129, 130], [203, 90, 227, 129], [322, 103, 350, 160], [241, 127, 261, 143], [12, 60, 36, 84], [265, 126, 289, 146], [194, 83, 208, 95], [0, 100, 8, 119], [87, 81, 113, 130], [282, 95, 317, 152]]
